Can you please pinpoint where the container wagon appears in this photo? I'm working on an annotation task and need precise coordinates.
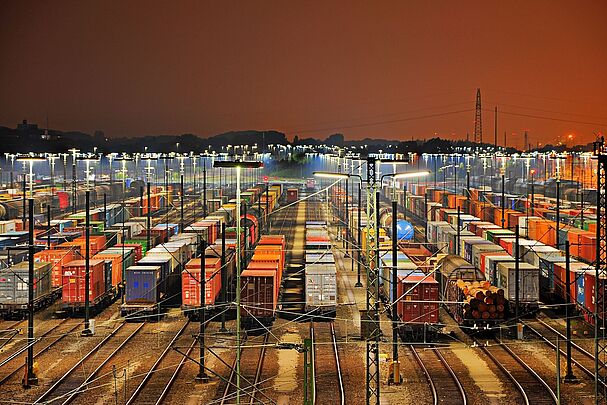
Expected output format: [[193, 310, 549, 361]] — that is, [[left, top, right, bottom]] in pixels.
[[61, 259, 119, 316], [181, 257, 222, 320], [121, 265, 167, 321], [304, 263, 337, 317], [0, 261, 60, 319], [240, 236, 286, 330], [396, 271, 441, 341], [435, 255, 509, 329], [286, 188, 298, 204]]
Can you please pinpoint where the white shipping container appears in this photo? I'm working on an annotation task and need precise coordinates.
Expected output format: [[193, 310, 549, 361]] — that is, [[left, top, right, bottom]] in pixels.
[[496, 261, 540, 303], [522, 245, 562, 268], [305, 264, 337, 311]]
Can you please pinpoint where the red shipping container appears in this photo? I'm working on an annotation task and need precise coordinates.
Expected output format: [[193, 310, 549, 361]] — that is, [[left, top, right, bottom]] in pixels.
[[114, 243, 143, 262], [498, 238, 516, 255], [57, 191, 70, 209], [62, 259, 106, 304], [34, 248, 77, 288], [182, 258, 222, 306], [240, 268, 278, 318], [286, 188, 298, 203], [397, 275, 439, 325]]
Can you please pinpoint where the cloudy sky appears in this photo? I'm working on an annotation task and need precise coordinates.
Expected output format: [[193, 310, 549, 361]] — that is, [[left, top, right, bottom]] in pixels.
[[1, 1, 606, 147]]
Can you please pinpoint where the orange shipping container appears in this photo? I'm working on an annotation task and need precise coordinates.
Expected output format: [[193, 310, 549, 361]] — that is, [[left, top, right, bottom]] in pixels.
[[182, 258, 222, 307], [93, 252, 123, 287], [34, 248, 77, 287]]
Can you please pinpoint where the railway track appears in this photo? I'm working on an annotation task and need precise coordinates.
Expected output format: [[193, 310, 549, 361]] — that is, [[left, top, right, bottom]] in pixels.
[[311, 321, 344, 405], [124, 320, 194, 405], [523, 319, 607, 389], [0, 320, 27, 354], [471, 336, 557, 405], [410, 345, 467, 405], [219, 333, 270, 405], [33, 322, 145, 405], [0, 319, 81, 384]]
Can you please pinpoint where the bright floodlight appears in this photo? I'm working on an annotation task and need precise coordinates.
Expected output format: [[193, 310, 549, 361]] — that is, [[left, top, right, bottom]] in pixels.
[[16, 155, 46, 162], [213, 160, 263, 168], [392, 170, 431, 179], [313, 171, 350, 179]]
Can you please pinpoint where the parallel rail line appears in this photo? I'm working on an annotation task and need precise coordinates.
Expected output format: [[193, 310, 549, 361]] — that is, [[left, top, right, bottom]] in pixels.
[[410, 345, 467, 405], [33, 322, 145, 405], [471, 336, 557, 405]]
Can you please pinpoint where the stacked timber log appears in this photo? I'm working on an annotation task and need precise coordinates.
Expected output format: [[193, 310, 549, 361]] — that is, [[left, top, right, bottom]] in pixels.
[[458, 280, 507, 320], [445, 279, 508, 325]]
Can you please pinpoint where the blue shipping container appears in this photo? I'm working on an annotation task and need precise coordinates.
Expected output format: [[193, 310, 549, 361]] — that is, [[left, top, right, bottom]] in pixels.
[[125, 265, 162, 304], [576, 272, 585, 306]]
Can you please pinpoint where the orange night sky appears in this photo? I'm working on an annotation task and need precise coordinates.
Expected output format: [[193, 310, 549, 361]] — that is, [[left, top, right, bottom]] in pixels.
[[1, 1, 606, 146]]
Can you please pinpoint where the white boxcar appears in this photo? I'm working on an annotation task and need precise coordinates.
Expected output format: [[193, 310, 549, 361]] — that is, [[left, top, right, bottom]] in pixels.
[[496, 261, 540, 305], [304, 263, 337, 314]]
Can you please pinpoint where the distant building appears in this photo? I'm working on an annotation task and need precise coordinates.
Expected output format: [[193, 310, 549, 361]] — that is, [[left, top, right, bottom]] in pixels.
[[17, 119, 39, 133], [16, 119, 58, 140]]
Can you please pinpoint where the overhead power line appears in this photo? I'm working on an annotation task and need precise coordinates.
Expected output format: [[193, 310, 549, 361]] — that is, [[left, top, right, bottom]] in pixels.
[[293, 109, 475, 135], [482, 108, 607, 127]]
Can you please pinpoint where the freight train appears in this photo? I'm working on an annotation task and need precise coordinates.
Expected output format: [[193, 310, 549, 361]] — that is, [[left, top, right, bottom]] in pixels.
[[392, 179, 601, 326], [0, 181, 142, 220], [0, 183, 286, 320], [304, 221, 337, 318], [240, 234, 286, 330]]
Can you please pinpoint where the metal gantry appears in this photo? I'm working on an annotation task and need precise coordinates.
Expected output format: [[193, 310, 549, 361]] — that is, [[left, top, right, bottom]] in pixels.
[[364, 157, 380, 405], [594, 137, 607, 404]]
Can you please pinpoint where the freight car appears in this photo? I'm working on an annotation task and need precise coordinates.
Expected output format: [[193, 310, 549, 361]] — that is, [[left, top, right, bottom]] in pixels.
[[181, 257, 222, 320], [61, 259, 121, 316], [395, 271, 441, 341], [303, 222, 337, 318], [0, 261, 61, 319], [435, 255, 509, 328], [240, 235, 286, 330], [286, 188, 298, 204], [121, 238, 193, 319]]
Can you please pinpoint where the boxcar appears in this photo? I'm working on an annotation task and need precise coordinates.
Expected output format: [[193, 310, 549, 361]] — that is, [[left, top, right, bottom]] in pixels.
[[0, 261, 59, 319], [304, 263, 337, 316], [61, 259, 118, 315], [181, 257, 222, 320]]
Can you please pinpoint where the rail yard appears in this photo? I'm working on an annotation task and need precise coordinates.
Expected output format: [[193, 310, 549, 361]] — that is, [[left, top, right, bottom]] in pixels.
[[0, 147, 606, 405]]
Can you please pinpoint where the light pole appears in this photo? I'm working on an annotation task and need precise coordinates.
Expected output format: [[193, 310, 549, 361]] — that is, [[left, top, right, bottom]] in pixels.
[[68, 148, 80, 213], [315, 165, 429, 402], [115, 156, 133, 302], [380, 170, 430, 386], [213, 160, 263, 405]]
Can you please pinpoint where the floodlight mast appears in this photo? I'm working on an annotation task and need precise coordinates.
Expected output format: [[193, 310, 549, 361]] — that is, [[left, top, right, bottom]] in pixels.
[[212, 160, 262, 405], [315, 155, 428, 404]]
